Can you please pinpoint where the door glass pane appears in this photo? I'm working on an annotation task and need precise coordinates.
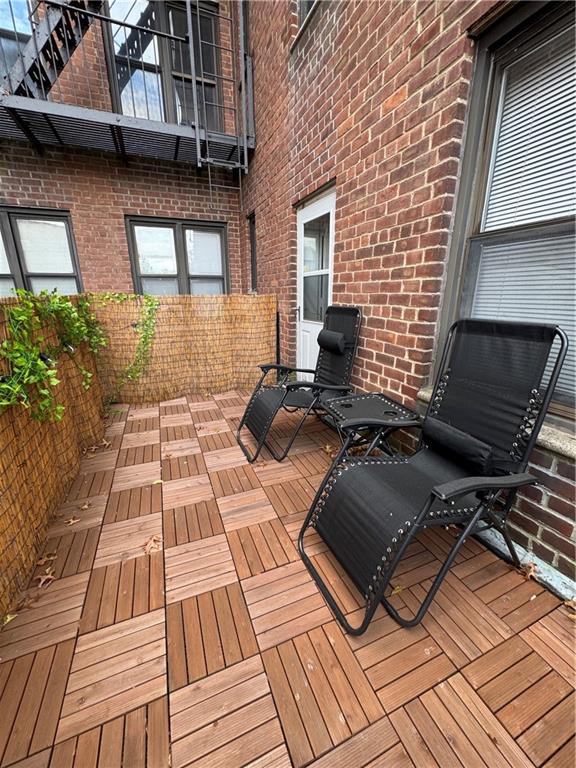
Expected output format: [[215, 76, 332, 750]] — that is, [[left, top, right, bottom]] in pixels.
[[0, 234, 10, 273], [141, 277, 179, 295], [303, 213, 329, 272], [29, 277, 78, 295], [186, 230, 223, 275], [134, 226, 177, 274], [0, 278, 15, 297], [303, 274, 328, 322], [16, 219, 74, 273], [189, 278, 223, 295]]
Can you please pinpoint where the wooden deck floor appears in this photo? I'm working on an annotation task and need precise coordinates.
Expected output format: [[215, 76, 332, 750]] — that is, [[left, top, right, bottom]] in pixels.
[[0, 393, 574, 768]]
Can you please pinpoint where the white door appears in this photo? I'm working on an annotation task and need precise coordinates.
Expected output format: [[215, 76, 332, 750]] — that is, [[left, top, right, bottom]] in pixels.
[[296, 190, 335, 378]]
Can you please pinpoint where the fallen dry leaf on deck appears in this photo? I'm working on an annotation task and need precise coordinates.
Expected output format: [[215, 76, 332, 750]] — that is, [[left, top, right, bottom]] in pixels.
[[163, 453, 173, 459], [519, 561, 538, 581], [34, 567, 56, 589], [563, 599, 576, 611], [78, 502, 92, 511], [64, 516, 80, 526], [391, 585, 404, 595], [152, 479, 163, 485], [36, 553, 57, 566], [1, 613, 17, 627], [143, 534, 163, 554]]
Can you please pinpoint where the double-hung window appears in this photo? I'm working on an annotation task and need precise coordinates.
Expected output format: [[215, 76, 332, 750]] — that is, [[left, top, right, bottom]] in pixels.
[[0, 210, 82, 296], [128, 217, 227, 295], [456, 6, 575, 411], [107, 0, 221, 131]]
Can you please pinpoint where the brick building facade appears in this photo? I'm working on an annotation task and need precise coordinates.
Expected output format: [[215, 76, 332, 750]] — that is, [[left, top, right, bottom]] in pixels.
[[0, 0, 574, 583]]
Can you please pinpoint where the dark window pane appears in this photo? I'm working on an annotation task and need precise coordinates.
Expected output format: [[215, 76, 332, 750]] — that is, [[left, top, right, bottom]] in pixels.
[[141, 277, 180, 295], [303, 274, 328, 322], [303, 213, 329, 272], [189, 278, 223, 295]]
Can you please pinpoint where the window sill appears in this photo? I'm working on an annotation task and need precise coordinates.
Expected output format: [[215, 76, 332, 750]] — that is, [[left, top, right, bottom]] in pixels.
[[417, 385, 576, 461], [290, 0, 320, 53]]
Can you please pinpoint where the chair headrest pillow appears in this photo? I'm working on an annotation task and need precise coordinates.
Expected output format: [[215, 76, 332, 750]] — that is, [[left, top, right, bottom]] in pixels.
[[422, 416, 494, 475], [318, 329, 346, 354]]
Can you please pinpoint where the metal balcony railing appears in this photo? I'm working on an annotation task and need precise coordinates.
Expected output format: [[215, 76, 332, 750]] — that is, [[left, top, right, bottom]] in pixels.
[[0, 0, 253, 170]]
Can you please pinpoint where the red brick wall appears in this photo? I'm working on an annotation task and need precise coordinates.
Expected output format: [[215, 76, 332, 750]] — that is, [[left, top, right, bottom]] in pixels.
[[241, 0, 575, 579], [0, 143, 243, 292]]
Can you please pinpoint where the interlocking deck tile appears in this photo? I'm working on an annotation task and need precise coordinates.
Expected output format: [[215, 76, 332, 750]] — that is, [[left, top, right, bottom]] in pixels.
[[160, 412, 194, 429], [262, 622, 383, 767], [198, 430, 237, 452], [164, 534, 237, 603], [187, 399, 217, 413], [79, 449, 119, 474], [242, 560, 332, 651], [194, 418, 230, 436], [252, 459, 303, 487], [56, 610, 167, 743], [162, 474, 214, 510], [169, 656, 285, 768], [521, 606, 576, 687], [50, 696, 169, 768], [217, 488, 277, 532], [228, 519, 298, 579], [203, 445, 247, 472], [47, 494, 107, 536], [33, 529, 99, 580], [264, 478, 316, 516], [163, 499, 224, 548], [117, 443, 161, 468], [104, 483, 162, 524], [111, 461, 161, 492], [161, 437, 201, 459], [0, 574, 87, 661], [80, 552, 164, 634], [121, 429, 160, 448], [66, 469, 114, 501], [94, 513, 163, 568], [219, 404, 246, 419], [0, 639, 75, 766], [307, 717, 400, 767], [127, 406, 160, 421], [124, 416, 160, 434], [162, 453, 207, 481], [166, 583, 258, 690], [210, 464, 260, 499]]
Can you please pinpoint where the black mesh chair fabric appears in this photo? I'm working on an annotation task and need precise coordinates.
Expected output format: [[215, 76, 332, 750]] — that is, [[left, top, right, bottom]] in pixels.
[[315, 450, 473, 595], [244, 387, 285, 440], [314, 307, 361, 387], [430, 320, 557, 470]]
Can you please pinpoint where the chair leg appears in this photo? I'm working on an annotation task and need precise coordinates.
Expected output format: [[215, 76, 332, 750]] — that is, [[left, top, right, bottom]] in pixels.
[[381, 506, 486, 627]]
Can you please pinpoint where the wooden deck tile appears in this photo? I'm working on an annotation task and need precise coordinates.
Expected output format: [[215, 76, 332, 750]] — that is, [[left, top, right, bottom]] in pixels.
[[262, 623, 383, 767], [160, 424, 196, 443], [127, 406, 159, 421], [191, 408, 224, 425], [217, 488, 277, 531], [166, 583, 257, 690], [104, 483, 162, 524], [48, 696, 169, 768], [125, 416, 160, 433], [210, 464, 260, 499], [194, 418, 230, 436], [521, 607, 576, 687], [198, 430, 237, 452], [242, 560, 332, 651], [57, 611, 167, 743], [47, 495, 107, 536], [121, 429, 160, 449], [67, 470, 114, 501], [161, 437, 200, 459], [162, 474, 214, 510], [227, 519, 298, 579], [170, 655, 284, 768], [160, 412, 194, 429], [80, 552, 164, 634], [164, 534, 237, 603], [117, 443, 161, 468], [0, 639, 75, 766], [79, 449, 119, 474], [203, 445, 247, 472], [162, 453, 206, 481], [307, 718, 400, 767], [0, 573, 88, 661], [187, 399, 217, 413], [264, 478, 316, 516], [163, 499, 224, 548], [252, 459, 302, 487], [94, 513, 162, 568], [33, 528, 98, 581], [111, 461, 161, 492]]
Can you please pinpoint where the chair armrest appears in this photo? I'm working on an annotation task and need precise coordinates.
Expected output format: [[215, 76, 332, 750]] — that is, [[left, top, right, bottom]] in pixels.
[[285, 381, 352, 394], [339, 416, 421, 432], [259, 363, 294, 374], [432, 472, 537, 502]]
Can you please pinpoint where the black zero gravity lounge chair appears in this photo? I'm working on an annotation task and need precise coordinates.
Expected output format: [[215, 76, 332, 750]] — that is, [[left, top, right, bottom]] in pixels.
[[298, 319, 568, 634], [236, 305, 362, 462]]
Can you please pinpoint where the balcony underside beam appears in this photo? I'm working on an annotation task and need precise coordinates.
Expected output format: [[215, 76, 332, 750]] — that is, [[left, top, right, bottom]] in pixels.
[[0, 96, 253, 167]]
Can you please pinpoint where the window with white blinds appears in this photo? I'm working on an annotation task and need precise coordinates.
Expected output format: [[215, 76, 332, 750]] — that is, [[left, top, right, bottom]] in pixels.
[[465, 20, 576, 406], [482, 29, 576, 231]]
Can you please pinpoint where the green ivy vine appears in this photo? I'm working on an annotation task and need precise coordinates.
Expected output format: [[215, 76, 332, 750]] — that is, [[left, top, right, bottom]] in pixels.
[[0, 290, 108, 421]]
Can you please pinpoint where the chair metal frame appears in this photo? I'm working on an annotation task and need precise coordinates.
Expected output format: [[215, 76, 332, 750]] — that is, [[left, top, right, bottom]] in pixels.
[[298, 320, 569, 634]]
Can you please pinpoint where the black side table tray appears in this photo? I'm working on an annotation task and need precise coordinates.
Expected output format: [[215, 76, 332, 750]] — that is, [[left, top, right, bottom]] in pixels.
[[324, 392, 420, 456]]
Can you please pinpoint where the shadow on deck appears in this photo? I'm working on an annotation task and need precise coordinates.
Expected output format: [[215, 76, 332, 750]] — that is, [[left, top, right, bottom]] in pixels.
[[0, 393, 574, 767]]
